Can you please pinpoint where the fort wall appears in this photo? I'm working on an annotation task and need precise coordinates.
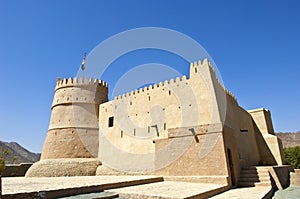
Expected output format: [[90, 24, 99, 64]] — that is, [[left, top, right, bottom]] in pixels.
[[26, 57, 286, 183], [98, 59, 231, 175], [249, 108, 285, 165], [41, 77, 108, 159]]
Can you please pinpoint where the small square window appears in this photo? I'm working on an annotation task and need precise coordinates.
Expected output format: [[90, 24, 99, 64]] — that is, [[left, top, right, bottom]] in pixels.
[[108, 117, 114, 127]]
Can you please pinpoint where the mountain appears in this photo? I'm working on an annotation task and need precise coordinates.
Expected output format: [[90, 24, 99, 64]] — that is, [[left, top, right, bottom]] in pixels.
[[276, 131, 300, 148], [0, 130, 298, 164], [0, 141, 40, 164]]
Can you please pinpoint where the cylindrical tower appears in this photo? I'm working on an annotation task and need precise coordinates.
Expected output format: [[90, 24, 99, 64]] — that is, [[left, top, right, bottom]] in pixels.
[[41, 77, 108, 159]]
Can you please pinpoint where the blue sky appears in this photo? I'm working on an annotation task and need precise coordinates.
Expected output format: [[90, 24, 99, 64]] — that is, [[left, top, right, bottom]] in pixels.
[[0, 0, 299, 152]]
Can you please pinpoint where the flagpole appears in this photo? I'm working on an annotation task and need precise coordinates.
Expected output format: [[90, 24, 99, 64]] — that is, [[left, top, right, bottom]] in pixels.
[[81, 52, 86, 79]]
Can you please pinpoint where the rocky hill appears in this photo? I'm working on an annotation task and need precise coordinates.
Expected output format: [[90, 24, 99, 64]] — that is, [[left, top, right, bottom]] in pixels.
[[0, 131, 298, 164], [276, 131, 300, 148], [0, 141, 40, 164]]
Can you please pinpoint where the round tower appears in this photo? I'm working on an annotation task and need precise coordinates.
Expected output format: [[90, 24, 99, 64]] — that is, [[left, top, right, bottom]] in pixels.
[[41, 77, 108, 159]]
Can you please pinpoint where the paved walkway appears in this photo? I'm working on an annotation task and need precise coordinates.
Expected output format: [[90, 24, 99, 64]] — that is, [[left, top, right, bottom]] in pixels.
[[2, 176, 162, 195], [2, 176, 227, 199], [2, 176, 163, 198], [109, 181, 227, 199], [4, 176, 291, 199], [209, 186, 272, 199]]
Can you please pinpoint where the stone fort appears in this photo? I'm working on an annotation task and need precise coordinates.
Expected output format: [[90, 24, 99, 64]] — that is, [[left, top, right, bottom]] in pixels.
[[26, 59, 287, 188]]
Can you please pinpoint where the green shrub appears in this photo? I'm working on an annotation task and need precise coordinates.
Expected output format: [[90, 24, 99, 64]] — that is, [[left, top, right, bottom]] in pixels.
[[0, 149, 9, 174], [284, 146, 300, 169]]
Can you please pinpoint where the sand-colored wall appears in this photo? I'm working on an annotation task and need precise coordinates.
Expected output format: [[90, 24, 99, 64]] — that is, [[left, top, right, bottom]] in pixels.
[[261, 134, 285, 165], [41, 77, 108, 159], [98, 59, 281, 184], [249, 108, 285, 165], [249, 108, 274, 135], [99, 60, 228, 176], [154, 130, 228, 176], [223, 102, 261, 166], [219, 92, 261, 184]]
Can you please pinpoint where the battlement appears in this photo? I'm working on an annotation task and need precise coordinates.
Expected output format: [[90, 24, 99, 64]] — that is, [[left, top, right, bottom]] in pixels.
[[214, 73, 237, 104], [112, 59, 237, 104], [114, 75, 189, 100], [190, 58, 214, 70], [55, 77, 108, 90], [190, 59, 237, 104]]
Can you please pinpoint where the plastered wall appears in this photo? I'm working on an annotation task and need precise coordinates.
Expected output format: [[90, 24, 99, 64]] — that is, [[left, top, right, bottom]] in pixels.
[[98, 59, 230, 175], [41, 78, 108, 159]]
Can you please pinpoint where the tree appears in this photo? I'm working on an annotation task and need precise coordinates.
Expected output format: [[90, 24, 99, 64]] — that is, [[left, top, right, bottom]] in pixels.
[[0, 149, 9, 173], [12, 156, 17, 164], [0, 148, 9, 198], [284, 146, 300, 169]]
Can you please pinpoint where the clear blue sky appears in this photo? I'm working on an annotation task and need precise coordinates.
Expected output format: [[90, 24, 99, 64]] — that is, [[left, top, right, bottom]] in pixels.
[[0, 0, 299, 152]]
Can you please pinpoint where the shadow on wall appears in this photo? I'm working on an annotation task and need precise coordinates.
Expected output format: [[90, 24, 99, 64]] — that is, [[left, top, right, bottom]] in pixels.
[[2, 163, 32, 177], [253, 121, 277, 166]]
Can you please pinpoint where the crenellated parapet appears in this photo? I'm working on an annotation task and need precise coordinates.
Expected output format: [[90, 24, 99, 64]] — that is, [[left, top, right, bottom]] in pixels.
[[55, 77, 108, 91], [190, 59, 237, 104], [52, 77, 108, 108], [40, 76, 109, 160], [114, 75, 189, 100]]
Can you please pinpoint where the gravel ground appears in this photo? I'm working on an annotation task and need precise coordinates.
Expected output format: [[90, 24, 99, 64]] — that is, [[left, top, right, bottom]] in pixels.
[[272, 186, 300, 199]]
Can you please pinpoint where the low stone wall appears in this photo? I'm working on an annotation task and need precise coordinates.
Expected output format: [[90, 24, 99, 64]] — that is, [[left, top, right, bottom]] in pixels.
[[163, 176, 229, 185], [96, 165, 152, 176], [291, 169, 300, 186], [268, 165, 294, 190], [25, 158, 101, 177], [2, 163, 32, 177]]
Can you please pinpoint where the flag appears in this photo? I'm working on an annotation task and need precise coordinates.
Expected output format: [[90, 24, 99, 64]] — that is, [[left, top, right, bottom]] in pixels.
[[81, 52, 86, 71]]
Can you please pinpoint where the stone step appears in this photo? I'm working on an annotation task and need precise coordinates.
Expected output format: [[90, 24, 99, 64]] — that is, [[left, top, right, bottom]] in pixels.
[[239, 176, 271, 182], [241, 169, 268, 172], [242, 166, 272, 170], [238, 167, 272, 188], [239, 173, 270, 178], [241, 168, 270, 173], [239, 175, 270, 180], [238, 181, 271, 187], [239, 179, 270, 183]]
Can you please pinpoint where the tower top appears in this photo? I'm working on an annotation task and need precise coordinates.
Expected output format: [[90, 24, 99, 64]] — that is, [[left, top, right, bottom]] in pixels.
[[55, 77, 108, 91]]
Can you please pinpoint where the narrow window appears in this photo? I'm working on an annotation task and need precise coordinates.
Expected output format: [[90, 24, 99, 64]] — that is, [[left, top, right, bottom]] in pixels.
[[195, 67, 197, 73], [134, 128, 136, 136], [240, 129, 248, 133], [108, 116, 114, 127], [148, 96, 150, 101], [121, 130, 123, 138], [169, 90, 171, 95], [164, 123, 166, 130], [148, 126, 150, 133]]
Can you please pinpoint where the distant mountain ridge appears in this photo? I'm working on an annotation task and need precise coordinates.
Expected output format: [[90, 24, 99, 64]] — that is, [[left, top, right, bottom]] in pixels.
[[276, 131, 300, 148], [0, 141, 40, 164], [0, 131, 298, 164]]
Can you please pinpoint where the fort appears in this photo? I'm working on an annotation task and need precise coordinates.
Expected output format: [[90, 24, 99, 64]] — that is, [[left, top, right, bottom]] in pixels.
[[24, 59, 293, 197]]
